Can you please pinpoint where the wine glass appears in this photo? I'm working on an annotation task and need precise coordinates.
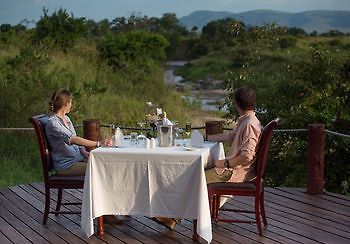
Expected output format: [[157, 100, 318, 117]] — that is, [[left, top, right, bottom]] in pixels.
[[184, 122, 191, 138], [130, 132, 138, 145], [137, 121, 146, 136]]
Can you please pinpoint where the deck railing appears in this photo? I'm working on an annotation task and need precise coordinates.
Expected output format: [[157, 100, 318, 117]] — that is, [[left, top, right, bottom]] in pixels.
[[1, 119, 349, 195]]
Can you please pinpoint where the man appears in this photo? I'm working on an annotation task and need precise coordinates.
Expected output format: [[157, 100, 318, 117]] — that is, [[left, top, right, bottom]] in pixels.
[[154, 86, 262, 229], [206, 86, 262, 184]]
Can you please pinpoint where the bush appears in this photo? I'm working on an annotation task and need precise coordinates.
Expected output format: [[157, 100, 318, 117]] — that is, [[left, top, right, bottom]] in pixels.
[[98, 30, 169, 70], [278, 36, 297, 48]]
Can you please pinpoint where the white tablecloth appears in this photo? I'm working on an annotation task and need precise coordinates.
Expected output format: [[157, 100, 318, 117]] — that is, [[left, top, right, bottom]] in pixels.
[[81, 141, 224, 243]]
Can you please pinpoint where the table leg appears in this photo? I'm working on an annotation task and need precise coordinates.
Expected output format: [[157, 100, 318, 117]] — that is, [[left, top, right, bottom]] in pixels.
[[192, 219, 199, 241], [97, 216, 104, 237]]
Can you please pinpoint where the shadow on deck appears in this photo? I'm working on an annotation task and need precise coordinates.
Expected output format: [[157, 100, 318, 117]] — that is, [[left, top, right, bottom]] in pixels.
[[0, 183, 349, 243]]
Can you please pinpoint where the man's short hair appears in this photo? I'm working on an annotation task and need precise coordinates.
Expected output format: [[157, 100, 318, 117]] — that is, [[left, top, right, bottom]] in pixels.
[[234, 86, 256, 111]]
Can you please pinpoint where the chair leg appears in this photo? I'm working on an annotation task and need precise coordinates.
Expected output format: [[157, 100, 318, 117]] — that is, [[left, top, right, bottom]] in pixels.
[[208, 193, 214, 218], [43, 187, 50, 224], [215, 194, 220, 222], [55, 188, 63, 215], [255, 196, 263, 235], [260, 191, 268, 226]]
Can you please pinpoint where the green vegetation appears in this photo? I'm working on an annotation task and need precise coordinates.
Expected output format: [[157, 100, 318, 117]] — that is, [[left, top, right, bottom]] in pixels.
[[176, 19, 350, 194], [0, 10, 349, 195], [0, 9, 202, 188]]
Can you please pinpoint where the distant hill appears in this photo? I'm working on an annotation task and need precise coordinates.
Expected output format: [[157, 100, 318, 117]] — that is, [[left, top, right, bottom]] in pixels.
[[179, 10, 350, 33]]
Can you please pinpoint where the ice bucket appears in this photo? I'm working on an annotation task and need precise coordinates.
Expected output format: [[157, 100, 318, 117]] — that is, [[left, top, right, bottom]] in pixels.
[[157, 125, 175, 147]]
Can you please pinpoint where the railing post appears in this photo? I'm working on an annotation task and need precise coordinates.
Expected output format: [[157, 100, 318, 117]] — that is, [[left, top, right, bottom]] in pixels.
[[307, 123, 325, 195], [83, 119, 100, 151], [205, 121, 223, 137]]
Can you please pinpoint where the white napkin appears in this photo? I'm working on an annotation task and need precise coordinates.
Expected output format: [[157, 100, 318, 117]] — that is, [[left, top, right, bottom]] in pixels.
[[162, 118, 173, 125], [113, 127, 124, 146], [190, 130, 204, 148]]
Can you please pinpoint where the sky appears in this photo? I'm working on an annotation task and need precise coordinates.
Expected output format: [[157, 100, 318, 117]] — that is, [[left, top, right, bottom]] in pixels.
[[1, 0, 350, 25]]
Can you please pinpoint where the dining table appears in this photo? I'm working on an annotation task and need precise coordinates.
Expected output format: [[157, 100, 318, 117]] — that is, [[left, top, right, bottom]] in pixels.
[[81, 139, 225, 243]]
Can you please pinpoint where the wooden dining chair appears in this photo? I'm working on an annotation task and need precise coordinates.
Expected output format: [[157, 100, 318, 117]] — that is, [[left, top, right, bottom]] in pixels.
[[29, 114, 84, 224], [207, 118, 279, 235]]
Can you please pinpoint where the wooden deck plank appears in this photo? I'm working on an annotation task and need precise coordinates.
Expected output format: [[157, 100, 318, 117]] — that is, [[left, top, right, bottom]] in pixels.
[[276, 187, 350, 215], [0, 188, 78, 244], [28, 184, 144, 244], [264, 191, 350, 237], [265, 188, 350, 227], [18, 184, 108, 244], [29, 183, 171, 244], [0, 231, 12, 244], [55, 185, 205, 243], [30, 182, 191, 244], [219, 201, 318, 243], [262, 194, 350, 239], [0, 193, 65, 244], [61, 186, 202, 244], [1, 184, 350, 244], [0, 204, 50, 243], [6, 186, 90, 244], [289, 188, 350, 207], [0, 215, 31, 244]]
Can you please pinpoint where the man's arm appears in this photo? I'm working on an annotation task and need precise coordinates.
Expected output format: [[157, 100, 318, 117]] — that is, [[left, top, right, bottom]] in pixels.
[[207, 128, 236, 142], [215, 154, 250, 168]]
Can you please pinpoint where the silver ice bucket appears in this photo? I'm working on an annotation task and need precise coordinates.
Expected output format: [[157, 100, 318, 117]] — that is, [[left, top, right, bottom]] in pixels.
[[157, 125, 175, 147]]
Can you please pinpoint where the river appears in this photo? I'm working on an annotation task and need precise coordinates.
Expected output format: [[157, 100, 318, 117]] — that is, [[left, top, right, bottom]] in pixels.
[[164, 61, 228, 112]]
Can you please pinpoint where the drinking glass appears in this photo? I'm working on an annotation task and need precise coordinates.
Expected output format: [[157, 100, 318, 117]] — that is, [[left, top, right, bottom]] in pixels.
[[137, 121, 146, 137], [130, 132, 138, 145], [184, 122, 191, 138]]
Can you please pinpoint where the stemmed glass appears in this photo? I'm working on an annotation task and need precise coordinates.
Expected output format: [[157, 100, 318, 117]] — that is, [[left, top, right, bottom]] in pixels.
[[137, 121, 146, 137], [184, 122, 191, 138], [137, 121, 147, 145]]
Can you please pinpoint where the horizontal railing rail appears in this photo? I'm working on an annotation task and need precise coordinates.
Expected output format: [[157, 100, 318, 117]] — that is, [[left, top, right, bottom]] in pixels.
[[1, 126, 349, 138]]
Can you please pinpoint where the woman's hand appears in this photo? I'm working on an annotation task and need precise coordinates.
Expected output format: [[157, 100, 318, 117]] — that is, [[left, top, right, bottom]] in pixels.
[[80, 148, 90, 159], [102, 138, 113, 147]]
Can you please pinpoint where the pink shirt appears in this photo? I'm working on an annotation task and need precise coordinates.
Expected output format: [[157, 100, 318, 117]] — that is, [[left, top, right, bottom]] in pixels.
[[216, 111, 262, 182]]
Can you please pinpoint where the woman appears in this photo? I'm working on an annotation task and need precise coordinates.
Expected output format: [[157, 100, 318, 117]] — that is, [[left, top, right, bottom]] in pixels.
[[45, 88, 112, 176], [45, 88, 120, 224]]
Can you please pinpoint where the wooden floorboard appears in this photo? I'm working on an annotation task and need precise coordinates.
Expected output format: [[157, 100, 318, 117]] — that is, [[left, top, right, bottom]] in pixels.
[[0, 184, 349, 244]]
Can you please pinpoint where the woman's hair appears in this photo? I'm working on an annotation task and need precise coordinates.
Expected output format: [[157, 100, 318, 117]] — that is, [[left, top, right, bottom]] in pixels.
[[48, 88, 72, 114], [234, 86, 256, 111]]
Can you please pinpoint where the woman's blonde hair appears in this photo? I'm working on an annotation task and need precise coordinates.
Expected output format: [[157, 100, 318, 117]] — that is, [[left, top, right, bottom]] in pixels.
[[48, 88, 72, 115]]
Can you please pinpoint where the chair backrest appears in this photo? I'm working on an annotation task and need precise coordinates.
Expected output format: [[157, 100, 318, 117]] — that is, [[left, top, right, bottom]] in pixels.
[[255, 118, 279, 187], [29, 114, 52, 183]]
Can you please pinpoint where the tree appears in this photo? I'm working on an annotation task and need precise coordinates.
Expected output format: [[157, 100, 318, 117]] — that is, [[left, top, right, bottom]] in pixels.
[[98, 30, 169, 70], [33, 8, 87, 50], [201, 18, 246, 50]]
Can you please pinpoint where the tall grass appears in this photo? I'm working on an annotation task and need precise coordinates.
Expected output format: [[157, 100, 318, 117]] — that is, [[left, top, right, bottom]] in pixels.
[[0, 131, 42, 188]]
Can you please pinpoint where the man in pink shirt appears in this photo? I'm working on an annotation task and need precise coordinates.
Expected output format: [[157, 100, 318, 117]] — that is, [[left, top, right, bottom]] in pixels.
[[206, 86, 262, 184], [153, 86, 262, 230]]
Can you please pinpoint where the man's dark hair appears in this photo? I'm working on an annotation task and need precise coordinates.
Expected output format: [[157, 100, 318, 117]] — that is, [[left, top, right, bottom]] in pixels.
[[234, 86, 256, 110]]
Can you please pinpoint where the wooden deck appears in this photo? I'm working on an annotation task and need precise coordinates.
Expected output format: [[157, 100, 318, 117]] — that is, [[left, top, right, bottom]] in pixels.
[[0, 183, 349, 243]]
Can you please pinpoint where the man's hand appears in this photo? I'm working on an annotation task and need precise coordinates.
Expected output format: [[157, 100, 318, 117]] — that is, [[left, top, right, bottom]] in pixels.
[[214, 159, 225, 168]]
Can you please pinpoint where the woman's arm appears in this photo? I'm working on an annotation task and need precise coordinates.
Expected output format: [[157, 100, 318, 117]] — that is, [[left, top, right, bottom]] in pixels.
[[70, 136, 98, 147], [70, 136, 113, 147]]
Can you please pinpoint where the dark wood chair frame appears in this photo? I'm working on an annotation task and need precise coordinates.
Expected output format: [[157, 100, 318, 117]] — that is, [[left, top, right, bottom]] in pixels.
[[207, 118, 279, 235], [29, 114, 84, 224]]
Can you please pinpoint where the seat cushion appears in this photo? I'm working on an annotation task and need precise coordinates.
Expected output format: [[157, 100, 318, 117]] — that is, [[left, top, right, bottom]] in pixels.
[[208, 181, 256, 190], [49, 175, 85, 182]]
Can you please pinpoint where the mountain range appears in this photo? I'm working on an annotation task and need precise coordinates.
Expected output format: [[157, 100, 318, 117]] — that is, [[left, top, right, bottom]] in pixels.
[[179, 10, 350, 33]]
